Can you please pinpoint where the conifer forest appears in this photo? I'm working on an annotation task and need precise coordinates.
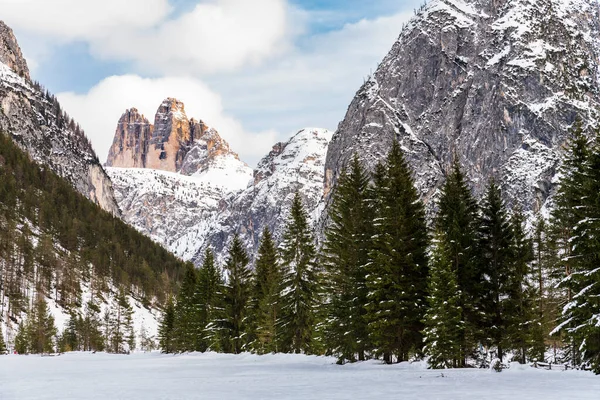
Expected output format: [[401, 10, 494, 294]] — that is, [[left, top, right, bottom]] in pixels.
[[156, 125, 600, 374]]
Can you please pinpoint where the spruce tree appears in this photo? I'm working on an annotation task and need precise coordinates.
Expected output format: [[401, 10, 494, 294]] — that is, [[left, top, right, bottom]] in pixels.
[[14, 321, 28, 354], [108, 288, 134, 353], [221, 235, 252, 354], [28, 296, 58, 354], [279, 192, 322, 354], [529, 218, 554, 362], [158, 296, 176, 353], [477, 179, 514, 362], [557, 128, 600, 372], [366, 141, 429, 364], [434, 158, 480, 366], [550, 121, 597, 369], [172, 263, 201, 352], [250, 228, 282, 354], [322, 155, 372, 363], [504, 208, 534, 364], [197, 249, 223, 352], [423, 232, 463, 369]]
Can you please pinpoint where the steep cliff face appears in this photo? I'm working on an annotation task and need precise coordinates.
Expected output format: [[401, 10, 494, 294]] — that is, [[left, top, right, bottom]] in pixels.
[[106, 108, 152, 169], [324, 0, 600, 214], [0, 21, 29, 81], [0, 21, 119, 215], [106, 98, 241, 179]]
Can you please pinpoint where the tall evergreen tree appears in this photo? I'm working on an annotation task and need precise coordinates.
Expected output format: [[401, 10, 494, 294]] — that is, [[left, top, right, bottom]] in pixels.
[[158, 296, 176, 353], [477, 179, 515, 362], [365, 141, 429, 364], [504, 208, 534, 363], [279, 192, 322, 354], [197, 249, 223, 352], [423, 232, 463, 369], [529, 218, 555, 362], [172, 263, 201, 352], [556, 128, 600, 372], [250, 228, 282, 354], [322, 155, 372, 363], [434, 158, 480, 366], [26, 296, 57, 354], [221, 235, 252, 354], [108, 288, 134, 354], [550, 121, 596, 369]]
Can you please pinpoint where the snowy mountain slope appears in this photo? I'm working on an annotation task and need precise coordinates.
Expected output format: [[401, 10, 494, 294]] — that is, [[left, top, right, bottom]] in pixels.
[[182, 128, 332, 265], [109, 127, 331, 265], [0, 21, 119, 215], [106, 99, 254, 259], [106, 164, 251, 257], [1, 281, 161, 354], [324, 0, 600, 217]]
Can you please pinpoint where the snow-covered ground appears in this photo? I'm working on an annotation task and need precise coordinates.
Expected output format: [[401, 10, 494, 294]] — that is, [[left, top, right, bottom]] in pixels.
[[0, 352, 598, 400]]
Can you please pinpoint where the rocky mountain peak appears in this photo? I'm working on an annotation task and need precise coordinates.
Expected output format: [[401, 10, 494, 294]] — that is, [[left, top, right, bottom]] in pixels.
[[107, 98, 245, 177], [0, 21, 119, 215], [0, 21, 30, 81], [324, 0, 600, 217]]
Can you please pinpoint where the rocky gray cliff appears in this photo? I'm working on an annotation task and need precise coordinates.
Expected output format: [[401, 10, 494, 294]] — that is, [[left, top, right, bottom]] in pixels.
[[324, 0, 600, 215], [0, 21, 119, 215]]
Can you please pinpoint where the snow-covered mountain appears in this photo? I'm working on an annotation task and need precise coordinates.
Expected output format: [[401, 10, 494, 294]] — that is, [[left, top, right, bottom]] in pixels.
[[180, 127, 332, 265], [108, 126, 331, 264], [0, 21, 119, 215], [324, 0, 600, 217]]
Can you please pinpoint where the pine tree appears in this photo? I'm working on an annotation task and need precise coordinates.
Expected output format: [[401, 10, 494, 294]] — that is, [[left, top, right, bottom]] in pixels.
[[529, 218, 554, 362], [108, 288, 134, 353], [366, 141, 429, 364], [557, 128, 600, 372], [0, 324, 7, 354], [477, 179, 514, 362], [550, 121, 598, 369], [197, 249, 223, 352], [28, 296, 58, 354], [81, 299, 104, 351], [172, 262, 201, 352], [322, 155, 372, 363], [158, 296, 176, 353], [279, 192, 322, 354], [14, 321, 28, 354], [503, 208, 534, 364], [221, 235, 252, 354], [250, 228, 282, 354], [434, 158, 480, 366], [423, 232, 463, 369]]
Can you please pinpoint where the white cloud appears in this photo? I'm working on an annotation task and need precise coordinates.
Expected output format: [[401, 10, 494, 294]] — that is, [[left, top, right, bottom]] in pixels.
[[1, 0, 292, 74], [207, 12, 412, 135], [94, 0, 291, 74], [0, 0, 170, 40], [57, 75, 278, 166]]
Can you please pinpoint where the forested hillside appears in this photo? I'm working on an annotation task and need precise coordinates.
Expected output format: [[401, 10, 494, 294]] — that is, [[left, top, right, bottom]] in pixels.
[[0, 131, 187, 350]]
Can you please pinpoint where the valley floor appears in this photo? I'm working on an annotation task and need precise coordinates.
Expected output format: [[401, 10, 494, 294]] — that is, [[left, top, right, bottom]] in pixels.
[[0, 352, 598, 399]]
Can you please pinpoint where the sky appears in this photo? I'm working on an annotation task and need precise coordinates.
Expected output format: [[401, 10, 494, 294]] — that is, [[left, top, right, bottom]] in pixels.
[[1, 0, 422, 166]]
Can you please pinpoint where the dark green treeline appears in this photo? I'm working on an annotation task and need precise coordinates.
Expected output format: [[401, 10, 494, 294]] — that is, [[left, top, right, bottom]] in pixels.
[[161, 127, 600, 374]]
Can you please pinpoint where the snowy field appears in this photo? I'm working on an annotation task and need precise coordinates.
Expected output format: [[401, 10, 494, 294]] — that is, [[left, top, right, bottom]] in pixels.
[[1, 352, 599, 400]]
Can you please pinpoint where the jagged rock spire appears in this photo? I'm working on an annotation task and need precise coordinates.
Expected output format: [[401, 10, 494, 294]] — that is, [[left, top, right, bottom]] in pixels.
[[0, 20, 30, 81]]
